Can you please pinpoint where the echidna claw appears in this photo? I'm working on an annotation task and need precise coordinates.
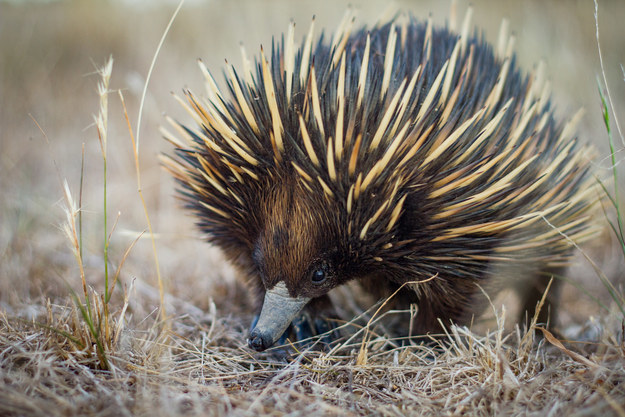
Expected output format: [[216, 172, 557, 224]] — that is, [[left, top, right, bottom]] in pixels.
[[290, 314, 339, 350], [292, 315, 313, 343], [313, 318, 338, 346]]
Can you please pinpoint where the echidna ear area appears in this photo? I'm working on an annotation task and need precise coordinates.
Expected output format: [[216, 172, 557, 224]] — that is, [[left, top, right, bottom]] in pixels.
[[160, 10, 599, 278]]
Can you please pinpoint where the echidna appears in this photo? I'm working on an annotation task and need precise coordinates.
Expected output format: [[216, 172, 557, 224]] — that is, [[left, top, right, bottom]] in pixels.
[[162, 11, 598, 352]]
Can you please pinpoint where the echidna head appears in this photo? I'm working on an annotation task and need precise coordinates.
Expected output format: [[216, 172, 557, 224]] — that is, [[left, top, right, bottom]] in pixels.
[[248, 179, 364, 351]]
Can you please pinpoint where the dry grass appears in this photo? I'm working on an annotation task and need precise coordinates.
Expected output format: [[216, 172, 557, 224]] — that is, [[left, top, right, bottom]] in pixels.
[[1, 0, 625, 416], [2, 296, 624, 416]]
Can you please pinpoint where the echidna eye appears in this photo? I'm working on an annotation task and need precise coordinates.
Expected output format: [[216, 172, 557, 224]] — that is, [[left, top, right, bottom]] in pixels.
[[311, 268, 327, 284]]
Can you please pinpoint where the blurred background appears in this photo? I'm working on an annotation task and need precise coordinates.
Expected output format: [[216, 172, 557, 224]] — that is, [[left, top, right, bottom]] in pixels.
[[1, 0, 624, 328]]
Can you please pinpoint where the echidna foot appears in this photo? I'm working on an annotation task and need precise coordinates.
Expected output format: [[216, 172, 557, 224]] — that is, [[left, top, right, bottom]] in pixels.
[[249, 313, 339, 351], [291, 314, 339, 350]]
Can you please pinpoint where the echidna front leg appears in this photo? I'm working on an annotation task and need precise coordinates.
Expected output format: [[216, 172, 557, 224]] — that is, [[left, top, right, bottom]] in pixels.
[[516, 267, 563, 327], [410, 268, 564, 335], [410, 280, 481, 336], [411, 302, 452, 336]]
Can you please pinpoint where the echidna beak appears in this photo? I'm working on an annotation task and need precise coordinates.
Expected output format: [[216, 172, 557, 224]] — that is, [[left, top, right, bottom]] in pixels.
[[248, 282, 310, 351]]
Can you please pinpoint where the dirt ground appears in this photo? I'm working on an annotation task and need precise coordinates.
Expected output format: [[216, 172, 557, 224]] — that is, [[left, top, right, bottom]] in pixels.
[[1, 0, 624, 416]]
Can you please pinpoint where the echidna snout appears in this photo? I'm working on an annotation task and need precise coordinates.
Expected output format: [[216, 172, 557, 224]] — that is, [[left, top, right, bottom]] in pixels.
[[248, 282, 310, 351]]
